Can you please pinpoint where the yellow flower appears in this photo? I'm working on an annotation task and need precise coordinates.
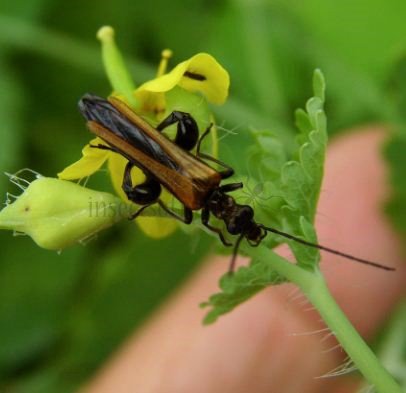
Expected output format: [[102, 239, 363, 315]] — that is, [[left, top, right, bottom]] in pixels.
[[58, 27, 230, 238], [136, 51, 229, 110]]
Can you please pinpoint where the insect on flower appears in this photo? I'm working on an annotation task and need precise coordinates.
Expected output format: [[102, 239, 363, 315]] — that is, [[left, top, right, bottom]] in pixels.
[[79, 93, 395, 273]]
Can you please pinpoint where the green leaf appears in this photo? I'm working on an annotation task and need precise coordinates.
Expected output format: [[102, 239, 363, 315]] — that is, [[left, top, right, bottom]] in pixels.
[[279, 71, 327, 269], [312, 69, 325, 102], [201, 256, 286, 325], [295, 108, 313, 134], [202, 70, 328, 321], [248, 129, 288, 181]]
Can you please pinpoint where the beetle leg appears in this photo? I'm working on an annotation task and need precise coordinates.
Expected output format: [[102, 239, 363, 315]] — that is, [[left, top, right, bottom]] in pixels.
[[201, 207, 232, 246], [156, 111, 199, 151], [122, 162, 162, 205], [196, 124, 234, 179], [198, 152, 234, 179], [219, 182, 243, 193], [89, 143, 116, 152], [196, 123, 212, 154], [128, 204, 151, 221], [157, 200, 193, 224]]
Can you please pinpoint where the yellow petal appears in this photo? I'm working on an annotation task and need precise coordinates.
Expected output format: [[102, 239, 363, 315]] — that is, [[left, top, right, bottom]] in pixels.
[[137, 53, 230, 105], [58, 138, 109, 180], [134, 90, 166, 116], [136, 215, 178, 238], [107, 153, 178, 238]]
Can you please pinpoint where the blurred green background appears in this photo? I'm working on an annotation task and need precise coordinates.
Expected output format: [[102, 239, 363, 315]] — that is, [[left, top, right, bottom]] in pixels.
[[1, 1, 406, 392]]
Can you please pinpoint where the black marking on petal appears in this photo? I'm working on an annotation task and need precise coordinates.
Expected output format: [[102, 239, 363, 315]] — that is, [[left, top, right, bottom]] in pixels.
[[183, 71, 207, 81]]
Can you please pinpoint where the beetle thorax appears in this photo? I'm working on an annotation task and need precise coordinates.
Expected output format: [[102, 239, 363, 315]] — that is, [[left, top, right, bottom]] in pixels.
[[208, 189, 261, 237]]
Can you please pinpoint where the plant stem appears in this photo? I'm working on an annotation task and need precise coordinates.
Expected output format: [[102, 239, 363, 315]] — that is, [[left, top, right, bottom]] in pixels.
[[303, 276, 402, 393], [251, 245, 402, 393]]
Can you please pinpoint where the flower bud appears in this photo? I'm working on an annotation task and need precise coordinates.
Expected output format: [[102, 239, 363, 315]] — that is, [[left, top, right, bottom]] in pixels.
[[0, 177, 127, 250]]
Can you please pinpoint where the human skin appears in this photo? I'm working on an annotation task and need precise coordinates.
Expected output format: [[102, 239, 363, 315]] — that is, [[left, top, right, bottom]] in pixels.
[[82, 129, 406, 393]]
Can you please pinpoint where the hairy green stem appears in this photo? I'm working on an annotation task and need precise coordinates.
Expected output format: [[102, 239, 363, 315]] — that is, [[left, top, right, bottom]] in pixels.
[[251, 245, 401, 393]]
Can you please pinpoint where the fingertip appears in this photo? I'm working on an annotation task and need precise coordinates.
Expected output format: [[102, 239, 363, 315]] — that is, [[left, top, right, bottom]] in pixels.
[[316, 127, 406, 337], [83, 127, 405, 393]]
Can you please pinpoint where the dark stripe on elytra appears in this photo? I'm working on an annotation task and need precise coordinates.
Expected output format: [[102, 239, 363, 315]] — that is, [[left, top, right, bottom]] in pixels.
[[183, 71, 207, 81]]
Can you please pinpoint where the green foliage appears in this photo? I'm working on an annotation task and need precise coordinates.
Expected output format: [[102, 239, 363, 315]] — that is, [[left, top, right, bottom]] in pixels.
[[201, 258, 286, 325], [0, 2, 405, 391], [201, 70, 327, 323], [0, 59, 24, 197], [384, 131, 406, 237], [0, 238, 84, 378], [280, 71, 327, 268]]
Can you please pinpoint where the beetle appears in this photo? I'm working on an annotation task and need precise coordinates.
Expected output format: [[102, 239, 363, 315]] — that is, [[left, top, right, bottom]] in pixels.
[[78, 94, 394, 272]]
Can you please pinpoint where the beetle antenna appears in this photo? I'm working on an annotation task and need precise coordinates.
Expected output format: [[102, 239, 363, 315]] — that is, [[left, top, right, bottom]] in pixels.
[[259, 225, 395, 271]]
